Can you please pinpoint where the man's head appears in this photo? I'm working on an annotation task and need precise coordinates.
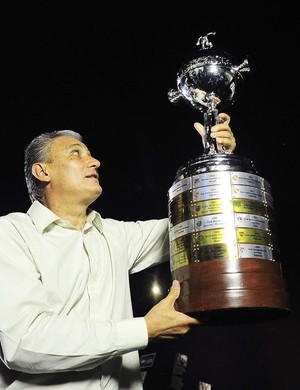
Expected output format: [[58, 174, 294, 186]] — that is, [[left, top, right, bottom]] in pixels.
[[24, 130, 102, 206]]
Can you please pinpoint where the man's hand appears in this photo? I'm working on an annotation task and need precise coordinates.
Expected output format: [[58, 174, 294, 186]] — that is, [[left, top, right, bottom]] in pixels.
[[144, 280, 200, 340], [194, 112, 236, 154]]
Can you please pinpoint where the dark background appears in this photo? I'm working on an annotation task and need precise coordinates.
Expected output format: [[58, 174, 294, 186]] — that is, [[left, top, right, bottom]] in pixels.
[[1, 3, 299, 389]]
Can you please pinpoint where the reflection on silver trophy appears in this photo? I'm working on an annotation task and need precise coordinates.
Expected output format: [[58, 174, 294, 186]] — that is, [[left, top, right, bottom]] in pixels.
[[167, 32, 290, 324]]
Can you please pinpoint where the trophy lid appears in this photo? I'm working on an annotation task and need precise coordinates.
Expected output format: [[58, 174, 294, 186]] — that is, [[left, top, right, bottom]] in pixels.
[[168, 32, 250, 112]]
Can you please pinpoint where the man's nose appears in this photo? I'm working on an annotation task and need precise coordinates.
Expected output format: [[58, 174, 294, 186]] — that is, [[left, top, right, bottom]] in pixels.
[[88, 156, 101, 168]]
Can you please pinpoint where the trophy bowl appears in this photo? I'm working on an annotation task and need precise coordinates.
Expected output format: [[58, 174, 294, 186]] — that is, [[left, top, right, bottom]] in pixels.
[[168, 31, 250, 114]]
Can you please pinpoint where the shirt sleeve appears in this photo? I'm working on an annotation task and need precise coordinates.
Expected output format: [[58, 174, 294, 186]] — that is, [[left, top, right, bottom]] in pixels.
[[0, 218, 149, 374], [124, 218, 170, 273]]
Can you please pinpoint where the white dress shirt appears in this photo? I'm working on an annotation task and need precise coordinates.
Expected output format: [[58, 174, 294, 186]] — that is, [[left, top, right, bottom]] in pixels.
[[0, 201, 170, 389]]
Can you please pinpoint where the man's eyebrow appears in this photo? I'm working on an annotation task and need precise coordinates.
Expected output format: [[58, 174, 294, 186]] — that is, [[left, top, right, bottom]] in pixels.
[[65, 143, 91, 154], [65, 143, 84, 150]]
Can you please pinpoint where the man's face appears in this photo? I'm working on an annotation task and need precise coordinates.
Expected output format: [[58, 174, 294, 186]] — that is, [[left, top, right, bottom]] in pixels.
[[45, 136, 102, 205]]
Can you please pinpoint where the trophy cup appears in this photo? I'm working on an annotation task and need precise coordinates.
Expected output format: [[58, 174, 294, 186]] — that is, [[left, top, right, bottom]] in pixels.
[[167, 32, 290, 323]]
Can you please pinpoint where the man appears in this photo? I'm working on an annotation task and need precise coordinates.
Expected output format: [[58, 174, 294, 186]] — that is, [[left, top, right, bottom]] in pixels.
[[0, 114, 235, 389]]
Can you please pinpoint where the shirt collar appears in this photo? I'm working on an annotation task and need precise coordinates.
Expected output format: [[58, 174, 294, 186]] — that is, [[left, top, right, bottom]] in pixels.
[[27, 201, 103, 234], [85, 209, 103, 233]]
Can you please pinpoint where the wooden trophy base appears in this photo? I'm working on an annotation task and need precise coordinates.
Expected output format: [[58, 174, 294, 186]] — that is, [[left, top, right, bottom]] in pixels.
[[172, 258, 291, 325]]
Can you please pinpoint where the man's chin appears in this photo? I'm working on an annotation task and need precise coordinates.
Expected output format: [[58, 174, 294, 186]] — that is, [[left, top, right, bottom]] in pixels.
[[83, 186, 102, 204], [93, 187, 103, 200]]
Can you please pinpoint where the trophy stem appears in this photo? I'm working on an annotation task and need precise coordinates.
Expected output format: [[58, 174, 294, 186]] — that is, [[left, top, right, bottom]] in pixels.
[[203, 110, 218, 155], [203, 93, 219, 155]]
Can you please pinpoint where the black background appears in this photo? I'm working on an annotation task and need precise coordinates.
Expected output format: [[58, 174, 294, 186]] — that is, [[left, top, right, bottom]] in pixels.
[[1, 3, 300, 389]]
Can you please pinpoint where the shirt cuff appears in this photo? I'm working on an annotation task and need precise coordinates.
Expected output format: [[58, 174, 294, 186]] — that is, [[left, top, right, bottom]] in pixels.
[[116, 317, 148, 351]]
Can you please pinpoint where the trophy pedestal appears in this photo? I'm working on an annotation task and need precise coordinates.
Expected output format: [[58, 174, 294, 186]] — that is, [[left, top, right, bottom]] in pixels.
[[172, 259, 290, 324], [168, 154, 290, 324]]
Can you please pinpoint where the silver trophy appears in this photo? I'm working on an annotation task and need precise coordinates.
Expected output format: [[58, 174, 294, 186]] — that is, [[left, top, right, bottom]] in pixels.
[[167, 32, 290, 324]]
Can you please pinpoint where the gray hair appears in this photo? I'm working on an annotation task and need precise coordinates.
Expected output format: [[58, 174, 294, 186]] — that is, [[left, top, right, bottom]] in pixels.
[[24, 129, 83, 203]]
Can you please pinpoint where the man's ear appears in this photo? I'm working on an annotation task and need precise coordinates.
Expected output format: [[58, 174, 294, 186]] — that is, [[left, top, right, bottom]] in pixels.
[[32, 163, 50, 183]]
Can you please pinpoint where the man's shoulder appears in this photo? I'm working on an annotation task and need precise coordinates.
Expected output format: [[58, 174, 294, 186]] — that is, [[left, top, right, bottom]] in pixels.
[[0, 211, 30, 227]]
